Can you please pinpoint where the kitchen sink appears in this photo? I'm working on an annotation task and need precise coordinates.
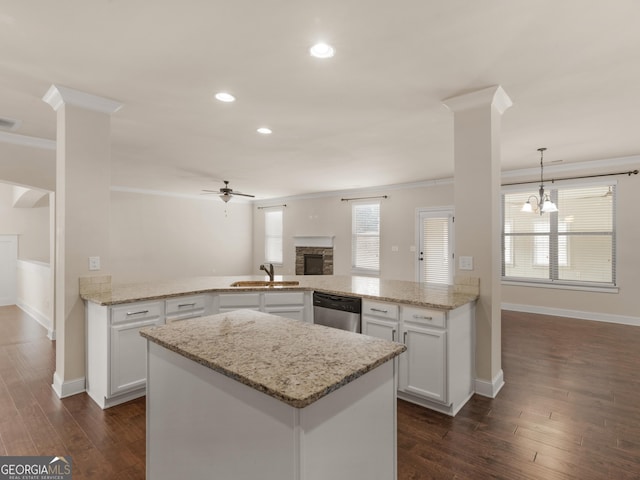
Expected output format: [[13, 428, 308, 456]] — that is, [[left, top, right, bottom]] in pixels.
[[229, 280, 300, 288]]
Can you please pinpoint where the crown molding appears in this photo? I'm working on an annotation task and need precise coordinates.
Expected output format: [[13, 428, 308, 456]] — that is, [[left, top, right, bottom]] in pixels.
[[501, 154, 640, 180], [43, 85, 123, 114], [0, 130, 55, 150], [443, 85, 513, 115], [110, 185, 253, 203]]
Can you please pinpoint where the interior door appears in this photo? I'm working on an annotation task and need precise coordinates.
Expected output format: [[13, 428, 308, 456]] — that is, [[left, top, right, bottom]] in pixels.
[[417, 209, 454, 284], [0, 235, 18, 306]]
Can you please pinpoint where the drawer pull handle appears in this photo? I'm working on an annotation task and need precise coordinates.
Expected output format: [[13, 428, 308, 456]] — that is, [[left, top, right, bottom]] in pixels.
[[371, 308, 388, 314], [392, 329, 396, 342], [126, 310, 149, 316], [178, 303, 196, 308], [403, 332, 407, 344], [413, 314, 433, 320]]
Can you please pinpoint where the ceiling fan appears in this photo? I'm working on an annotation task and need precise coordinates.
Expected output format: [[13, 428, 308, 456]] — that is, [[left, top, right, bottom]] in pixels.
[[202, 180, 255, 203]]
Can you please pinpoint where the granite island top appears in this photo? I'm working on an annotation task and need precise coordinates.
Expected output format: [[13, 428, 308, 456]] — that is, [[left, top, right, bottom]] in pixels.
[[81, 274, 478, 310], [140, 309, 406, 408]]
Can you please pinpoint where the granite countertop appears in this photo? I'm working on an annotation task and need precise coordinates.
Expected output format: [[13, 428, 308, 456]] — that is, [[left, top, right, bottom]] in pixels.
[[140, 309, 406, 408], [81, 274, 479, 310]]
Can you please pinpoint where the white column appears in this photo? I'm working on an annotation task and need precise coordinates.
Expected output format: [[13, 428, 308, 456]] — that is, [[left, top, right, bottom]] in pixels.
[[43, 85, 122, 398], [443, 86, 512, 397]]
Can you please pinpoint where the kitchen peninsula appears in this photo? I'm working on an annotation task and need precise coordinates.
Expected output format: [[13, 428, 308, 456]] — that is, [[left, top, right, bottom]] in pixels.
[[140, 309, 406, 479], [81, 275, 478, 414]]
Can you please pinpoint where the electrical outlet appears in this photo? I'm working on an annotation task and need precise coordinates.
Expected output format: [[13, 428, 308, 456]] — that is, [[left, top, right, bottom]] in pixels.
[[89, 256, 101, 271], [459, 256, 473, 271]]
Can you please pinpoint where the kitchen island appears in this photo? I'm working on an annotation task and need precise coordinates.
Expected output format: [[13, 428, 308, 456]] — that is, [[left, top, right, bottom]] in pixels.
[[140, 309, 406, 480]]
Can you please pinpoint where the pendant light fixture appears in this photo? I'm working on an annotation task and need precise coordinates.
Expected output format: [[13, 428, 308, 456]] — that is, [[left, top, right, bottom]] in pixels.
[[521, 147, 558, 215]]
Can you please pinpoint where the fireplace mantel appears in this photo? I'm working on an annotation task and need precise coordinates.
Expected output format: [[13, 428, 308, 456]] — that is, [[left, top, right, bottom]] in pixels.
[[293, 236, 335, 248]]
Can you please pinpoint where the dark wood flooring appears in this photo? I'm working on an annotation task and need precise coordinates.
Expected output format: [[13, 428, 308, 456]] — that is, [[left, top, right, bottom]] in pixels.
[[1, 305, 639, 479]]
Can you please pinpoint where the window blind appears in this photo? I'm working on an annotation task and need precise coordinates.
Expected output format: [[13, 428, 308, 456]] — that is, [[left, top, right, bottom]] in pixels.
[[352, 202, 380, 274], [502, 183, 615, 287], [264, 208, 283, 264], [422, 216, 451, 284]]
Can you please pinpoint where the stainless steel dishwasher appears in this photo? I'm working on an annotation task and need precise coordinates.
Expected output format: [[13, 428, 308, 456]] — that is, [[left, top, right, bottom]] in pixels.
[[312, 292, 362, 333]]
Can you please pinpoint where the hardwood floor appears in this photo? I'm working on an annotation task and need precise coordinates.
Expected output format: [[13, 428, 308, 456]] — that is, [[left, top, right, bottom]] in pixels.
[[1, 305, 639, 479], [0, 306, 145, 479], [398, 310, 640, 479]]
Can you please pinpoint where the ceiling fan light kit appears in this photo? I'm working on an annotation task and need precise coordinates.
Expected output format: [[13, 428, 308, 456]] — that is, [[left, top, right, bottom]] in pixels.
[[202, 180, 255, 203]]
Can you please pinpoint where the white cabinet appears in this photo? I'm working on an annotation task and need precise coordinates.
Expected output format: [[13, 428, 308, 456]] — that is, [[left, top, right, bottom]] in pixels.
[[110, 316, 160, 396], [218, 293, 261, 312], [165, 294, 209, 323], [398, 322, 446, 403], [264, 291, 306, 321], [215, 291, 311, 322], [87, 300, 164, 409], [397, 302, 474, 416], [362, 300, 399, 342], [363, 299, 475, 416]]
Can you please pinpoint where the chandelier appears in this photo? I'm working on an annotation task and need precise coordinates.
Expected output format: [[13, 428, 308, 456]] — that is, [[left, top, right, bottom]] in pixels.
[[521, 147, 558, 215]]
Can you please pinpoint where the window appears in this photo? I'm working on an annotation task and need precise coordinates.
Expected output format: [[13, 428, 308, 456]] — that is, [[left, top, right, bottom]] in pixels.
[[352, 202, 380, 275], [264, 208, 283, 264], [502, 183, 616, 287]]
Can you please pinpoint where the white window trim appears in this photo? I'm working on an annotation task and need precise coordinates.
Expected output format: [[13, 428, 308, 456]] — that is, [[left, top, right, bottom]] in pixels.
[[501, 178, 617, 292], [264, 206, 284, 266], [351, 200, 380, 276]]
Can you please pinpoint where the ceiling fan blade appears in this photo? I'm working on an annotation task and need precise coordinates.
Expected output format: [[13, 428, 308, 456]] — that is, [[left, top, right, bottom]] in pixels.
[[201, 189, 219, 193], [232, 192, 255, 198]]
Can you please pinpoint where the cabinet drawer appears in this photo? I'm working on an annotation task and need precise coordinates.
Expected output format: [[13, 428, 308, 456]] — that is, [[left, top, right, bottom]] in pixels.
[[264, 292, 304, 306], [362, 300, 399, 320], [111, 301, 163, 325], [219, 293, 261, 308], [401, 306, 446, 328], [166, 295, 207, 315]]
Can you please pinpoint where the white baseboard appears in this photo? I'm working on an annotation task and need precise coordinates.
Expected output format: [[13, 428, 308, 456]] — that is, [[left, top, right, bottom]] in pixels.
[[52, 372, 86, 399], [502, 303, 640, 327], [16, 301, 55, 339], [474, 369, 504, 398]]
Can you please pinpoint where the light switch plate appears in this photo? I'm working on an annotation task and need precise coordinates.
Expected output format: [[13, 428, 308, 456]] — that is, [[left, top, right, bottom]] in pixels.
[[89, 256, 101, 271], [459, 256, 473, 271]]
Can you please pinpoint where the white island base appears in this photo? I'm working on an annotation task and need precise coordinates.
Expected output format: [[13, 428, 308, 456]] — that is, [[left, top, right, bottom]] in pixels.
[[146, 342, 399, 480]]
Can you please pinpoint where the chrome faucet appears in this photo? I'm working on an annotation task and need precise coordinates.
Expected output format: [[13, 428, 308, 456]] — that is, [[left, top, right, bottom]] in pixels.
[[260, 263, 275, 281]]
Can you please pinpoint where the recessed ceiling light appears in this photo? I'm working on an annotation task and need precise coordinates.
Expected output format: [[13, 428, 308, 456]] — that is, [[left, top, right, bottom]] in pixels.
[[310, 42, 335, 59], [214, 92, 235, 103], [257, 127, 272, 135]]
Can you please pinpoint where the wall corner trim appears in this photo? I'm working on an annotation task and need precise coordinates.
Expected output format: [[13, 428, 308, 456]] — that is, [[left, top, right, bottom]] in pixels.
[[474, 370, 505, 398], [51, 372, 86, 399]]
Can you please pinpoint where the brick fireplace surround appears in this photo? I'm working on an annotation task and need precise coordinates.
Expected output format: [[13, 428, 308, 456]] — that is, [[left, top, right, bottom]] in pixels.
[[295, 247, 334, 275]]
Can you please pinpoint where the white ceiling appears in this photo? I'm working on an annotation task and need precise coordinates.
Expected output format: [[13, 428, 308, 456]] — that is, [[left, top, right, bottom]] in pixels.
[[1, 0, 639, 199]]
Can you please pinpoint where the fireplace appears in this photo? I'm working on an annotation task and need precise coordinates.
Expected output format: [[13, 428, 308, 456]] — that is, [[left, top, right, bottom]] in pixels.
[[304, 254, 324, 275], [294, 236, 334, 275]]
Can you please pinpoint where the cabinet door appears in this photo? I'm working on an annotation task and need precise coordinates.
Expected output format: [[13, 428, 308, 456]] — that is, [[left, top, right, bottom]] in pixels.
[[399, 324, 447, 403], [110, 317, 161, 396], [264, 306, 305, 322], [165, 295, 208, 323], [362, 316, 398, 342]]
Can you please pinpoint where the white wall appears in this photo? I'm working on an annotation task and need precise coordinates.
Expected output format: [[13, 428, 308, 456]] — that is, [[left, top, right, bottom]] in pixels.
[[110, 190, 254, 282], [16, 259, 53, 337], [253, 160, 640, 322], [253, 182, 454, 281], [0, 182, 50, 262]]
